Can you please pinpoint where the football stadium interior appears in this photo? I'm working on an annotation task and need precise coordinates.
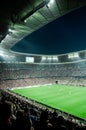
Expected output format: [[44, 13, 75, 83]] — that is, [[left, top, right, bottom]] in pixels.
[[0, 0, 86, 129]]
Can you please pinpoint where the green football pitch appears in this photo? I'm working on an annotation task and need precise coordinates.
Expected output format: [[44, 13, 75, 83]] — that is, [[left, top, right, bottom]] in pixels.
[[12, 84, 86, 120]]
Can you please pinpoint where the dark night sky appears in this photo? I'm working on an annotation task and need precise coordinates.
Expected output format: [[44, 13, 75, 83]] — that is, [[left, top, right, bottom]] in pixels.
[[11, 6, 86, 55]]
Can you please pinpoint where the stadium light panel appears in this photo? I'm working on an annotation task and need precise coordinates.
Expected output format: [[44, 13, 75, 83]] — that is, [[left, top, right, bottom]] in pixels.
[[26, 57, 34, 63], [48, 0, 54, 7], [68, 53, 79, 59], [49, 0, 54, 4]]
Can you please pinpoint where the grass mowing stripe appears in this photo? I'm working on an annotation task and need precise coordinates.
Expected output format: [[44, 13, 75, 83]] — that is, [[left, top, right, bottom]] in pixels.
[[12, 84, 86, 119]]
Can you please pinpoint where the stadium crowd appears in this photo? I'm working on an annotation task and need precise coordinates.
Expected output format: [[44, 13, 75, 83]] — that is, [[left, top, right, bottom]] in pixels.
[[0, 61, 86, 130]]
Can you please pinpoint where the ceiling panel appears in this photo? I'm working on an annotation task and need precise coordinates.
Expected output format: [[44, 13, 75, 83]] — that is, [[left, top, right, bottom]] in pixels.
[[0, 0, 86, 55]]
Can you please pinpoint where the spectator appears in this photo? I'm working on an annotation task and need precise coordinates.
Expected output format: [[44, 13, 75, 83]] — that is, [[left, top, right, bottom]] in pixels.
[[13, 107, 34, 130], [0, 101, 13, 130]]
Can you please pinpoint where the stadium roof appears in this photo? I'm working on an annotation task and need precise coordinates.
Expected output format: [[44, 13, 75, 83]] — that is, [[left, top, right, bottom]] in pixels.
[[0, 0, 86, 55]]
